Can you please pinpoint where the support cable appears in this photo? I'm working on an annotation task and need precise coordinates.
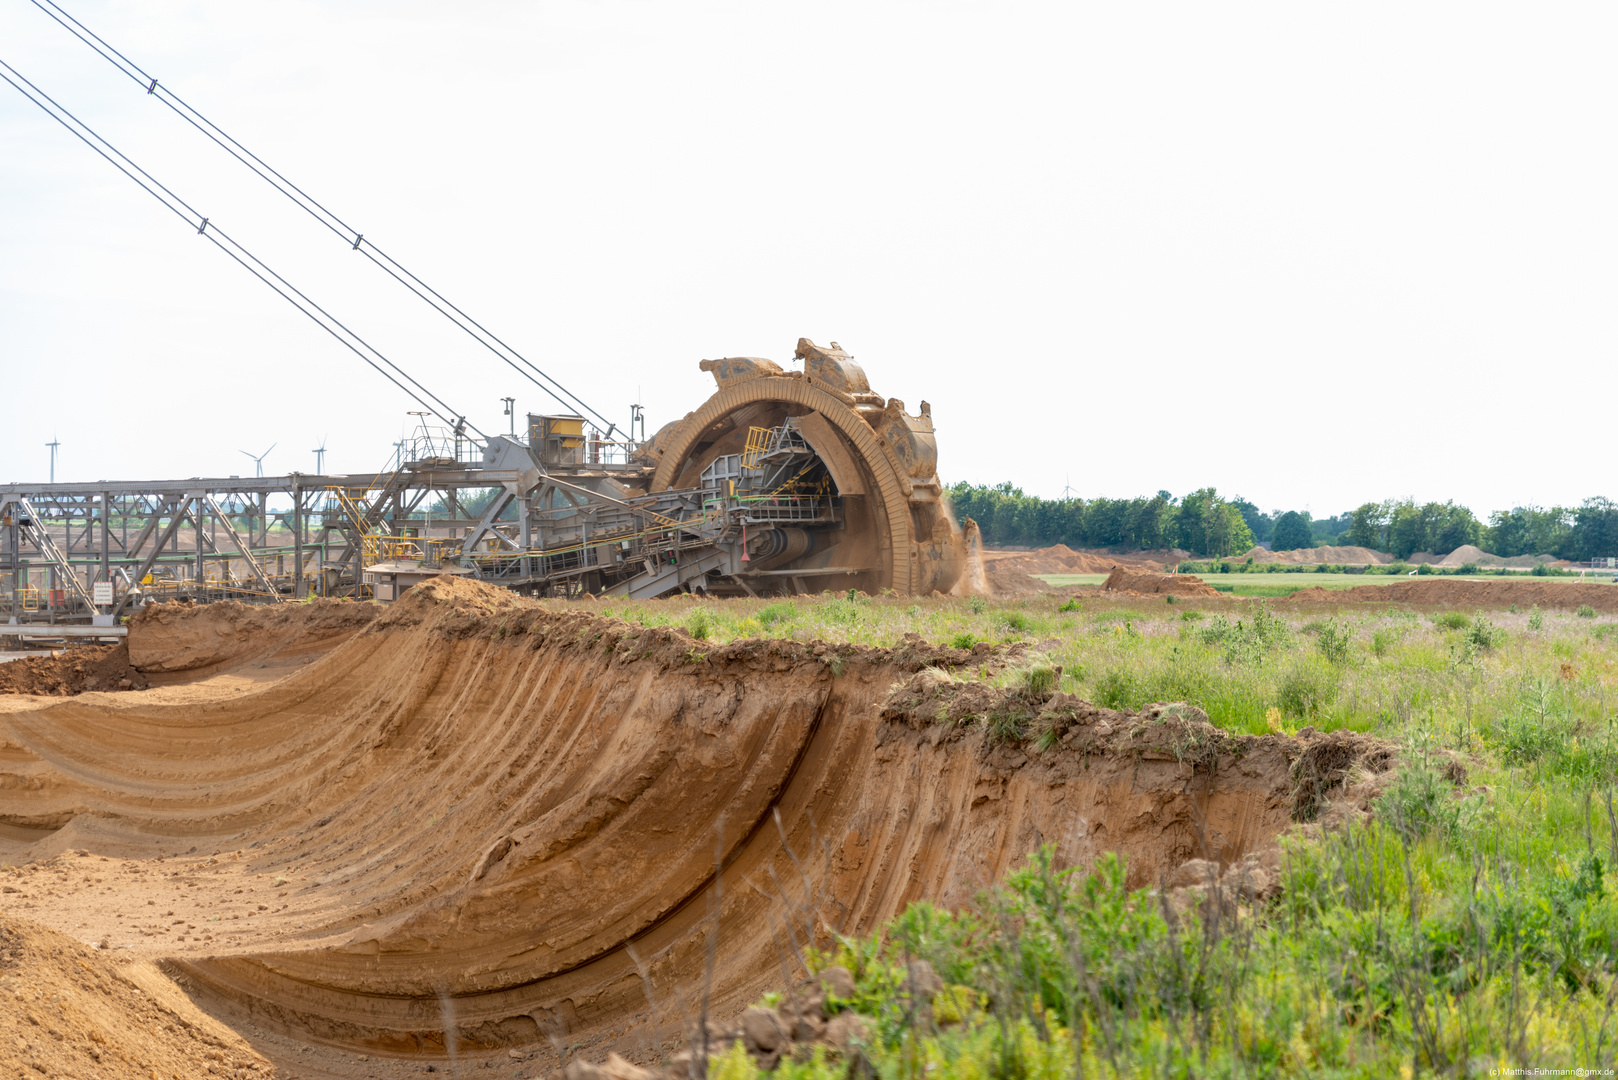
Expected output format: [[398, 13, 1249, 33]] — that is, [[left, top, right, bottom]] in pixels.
[[27, 0, 621, 435], [0, 56, 484, 439]]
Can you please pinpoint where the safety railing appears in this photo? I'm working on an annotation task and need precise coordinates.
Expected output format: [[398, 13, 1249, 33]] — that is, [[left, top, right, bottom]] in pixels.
[[360, 536, 425, 568], [400, 432, 480, 467], [740, 426, 772, 469], [735, 495, 833, 523]]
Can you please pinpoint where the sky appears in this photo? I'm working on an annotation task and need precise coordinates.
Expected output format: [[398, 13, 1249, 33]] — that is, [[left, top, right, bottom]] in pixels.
[[1, 1, 1614, 520]]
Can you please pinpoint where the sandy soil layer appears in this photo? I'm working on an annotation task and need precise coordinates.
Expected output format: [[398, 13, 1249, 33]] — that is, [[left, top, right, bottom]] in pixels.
[[128, 597, 383, 674], [0, 912, 276, 1079], [0, 643, 149, 696]]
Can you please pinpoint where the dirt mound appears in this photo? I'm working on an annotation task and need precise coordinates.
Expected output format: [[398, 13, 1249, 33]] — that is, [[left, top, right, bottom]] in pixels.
[[128, 595, 383, 673], [982, 545, 1182, 576], [0, 575, 1374, 1066], [1436, 544, 1495, 567], [1282, 578, 1618, 611], [1421, 544, 1558, 569], [1503, 554, 1562, 568], [984, 563, 1052, 595], [0, 914, 276, 1078], [1102, 567, 1219, 596], [1236, 545, 1391, 565], [0, 643, 150, 696]]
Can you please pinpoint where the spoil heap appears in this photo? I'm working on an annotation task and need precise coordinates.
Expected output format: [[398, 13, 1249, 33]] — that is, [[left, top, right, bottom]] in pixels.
[[0, 914, 275, 1078], [1231, 545, 1391, 565], [0, 643, 148, 696], [1101, 567, 1219, 597], [983, 545, 1185, 575]]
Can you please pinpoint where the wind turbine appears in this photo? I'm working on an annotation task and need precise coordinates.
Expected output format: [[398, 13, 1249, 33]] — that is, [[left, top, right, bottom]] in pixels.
[[239, 444, 276, 478], [312, 437, 327, 475], [1060, 473, 1077, 500], [46, 436, 60, 483]]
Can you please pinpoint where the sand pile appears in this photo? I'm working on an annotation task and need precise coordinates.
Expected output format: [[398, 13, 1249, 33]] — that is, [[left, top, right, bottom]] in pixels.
[[1408, 545, 1558, 569], [0, 643, 149, 696], [984, 563, 1052, 595], [1235, 545, 1391, 565], [1101, 567, 1220, 597], [1282, 578, 1618, 611], [1434, 544, 1493, 567], [0, 574, 1343, 1066], [0, 914, 275, 1079], [128, 595, 382, 673], [982, 545, 1185, 576]]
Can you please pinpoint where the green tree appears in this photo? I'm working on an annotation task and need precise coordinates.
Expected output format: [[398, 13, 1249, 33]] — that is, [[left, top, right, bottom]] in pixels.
[[1570, 497, 1618, 561], [1132, 494, 1170, 550], [1431, 503, 1481, 554], [1171, 488, 1215, 555], [1385, 501, 1438, 558], [1348, 502, 1389, 550], [1270, 511, 1314, 552], [1485, 505, 1572, 558], [1311, 512, 1353, 544], [1384, 500, 1480, 558], [1203, 500, 1254, 557], [1230, 496, 1272, 543]]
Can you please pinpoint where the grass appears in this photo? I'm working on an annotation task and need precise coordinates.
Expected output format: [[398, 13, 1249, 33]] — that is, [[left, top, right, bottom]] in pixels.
[[1035, 571, 1523, 597], [596, 590, 1618, 1077], [566, 590, 1618, 740]]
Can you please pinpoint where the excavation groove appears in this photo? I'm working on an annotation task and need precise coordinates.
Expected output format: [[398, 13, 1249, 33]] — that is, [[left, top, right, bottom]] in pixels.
[[0, 578, 1343, 1061]]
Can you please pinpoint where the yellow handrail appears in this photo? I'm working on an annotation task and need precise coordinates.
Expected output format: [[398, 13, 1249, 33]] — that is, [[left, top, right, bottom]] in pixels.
[[740, 426, 771, 469], [360, 536, 425, 568]]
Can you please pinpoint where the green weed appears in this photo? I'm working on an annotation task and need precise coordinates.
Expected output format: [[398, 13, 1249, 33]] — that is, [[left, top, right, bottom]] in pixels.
[[757, 600, 798, 627], [1277, 658, 1340, 718], [1314, 617, 1352, 664]]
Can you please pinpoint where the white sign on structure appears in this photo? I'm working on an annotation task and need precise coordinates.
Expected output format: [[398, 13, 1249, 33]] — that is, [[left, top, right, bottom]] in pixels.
[[93, 582, 113, 605]]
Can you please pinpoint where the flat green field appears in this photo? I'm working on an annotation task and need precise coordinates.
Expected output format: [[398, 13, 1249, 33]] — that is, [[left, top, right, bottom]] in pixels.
[[1036, 571, 1504, 596]]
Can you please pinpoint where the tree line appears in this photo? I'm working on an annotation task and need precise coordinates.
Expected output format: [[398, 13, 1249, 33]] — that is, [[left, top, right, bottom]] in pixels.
[[948, 484, 1256, 557], [948, 483, 1618, 561]]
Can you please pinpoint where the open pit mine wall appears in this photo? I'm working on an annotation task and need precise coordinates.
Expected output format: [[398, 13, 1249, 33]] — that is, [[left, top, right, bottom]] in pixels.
[[641, 339, 966, 596], [0, 579, 1292, 1055]]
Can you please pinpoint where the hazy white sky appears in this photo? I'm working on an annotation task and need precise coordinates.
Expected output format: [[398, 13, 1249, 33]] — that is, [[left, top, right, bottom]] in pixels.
[[2, 1, 1613, 518]]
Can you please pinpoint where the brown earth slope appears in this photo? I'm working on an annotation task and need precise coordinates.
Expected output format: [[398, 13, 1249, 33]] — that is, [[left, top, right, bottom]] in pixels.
[[128, 596, 382, 673], [983, 545, 1184, 575], [1, 578, 1384, 1072], [0, 913, 276, 1079], [1102, 567, 1220, 597], [0, 643, 149, 696]]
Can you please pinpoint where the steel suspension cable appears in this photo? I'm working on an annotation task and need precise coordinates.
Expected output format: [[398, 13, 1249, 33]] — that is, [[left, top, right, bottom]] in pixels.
[[0, 55, 484, 440], [27, 0, 620, 435]]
